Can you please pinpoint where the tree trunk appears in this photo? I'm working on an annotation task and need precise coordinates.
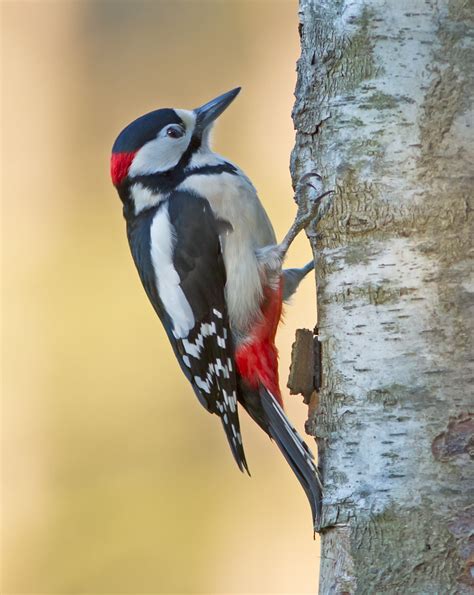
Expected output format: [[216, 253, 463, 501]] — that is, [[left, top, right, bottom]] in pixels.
[[291, 1, 473, 593]]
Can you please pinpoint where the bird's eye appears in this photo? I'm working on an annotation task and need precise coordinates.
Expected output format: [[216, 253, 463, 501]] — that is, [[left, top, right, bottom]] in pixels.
[[166, 126, 185, 139]]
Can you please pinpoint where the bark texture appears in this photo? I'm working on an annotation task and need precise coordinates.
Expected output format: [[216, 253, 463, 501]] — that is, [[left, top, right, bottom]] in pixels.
[[291, 1, 473, 593]]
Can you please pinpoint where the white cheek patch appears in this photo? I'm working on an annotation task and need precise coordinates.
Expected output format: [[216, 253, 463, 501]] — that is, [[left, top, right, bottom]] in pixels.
[[150, 204, 195, 338], [129, 110, 197, 176], [129, 136, 185, 175]]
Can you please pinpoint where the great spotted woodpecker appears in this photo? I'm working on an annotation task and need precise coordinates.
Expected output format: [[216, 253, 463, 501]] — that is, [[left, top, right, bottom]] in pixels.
[[111, 88, 323, 526]]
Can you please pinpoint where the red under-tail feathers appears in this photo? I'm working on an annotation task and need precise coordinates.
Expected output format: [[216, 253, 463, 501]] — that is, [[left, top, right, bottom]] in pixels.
[[235, 279, 284, 406]]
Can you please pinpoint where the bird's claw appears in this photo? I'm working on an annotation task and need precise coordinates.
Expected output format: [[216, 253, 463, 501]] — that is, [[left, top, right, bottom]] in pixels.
[[294, 172, 333, 232], [279, 173, 334, 258], [294, 172, 323, 204]]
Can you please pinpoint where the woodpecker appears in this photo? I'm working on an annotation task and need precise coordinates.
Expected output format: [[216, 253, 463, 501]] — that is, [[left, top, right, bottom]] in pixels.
[[111, 88, 323, 527]]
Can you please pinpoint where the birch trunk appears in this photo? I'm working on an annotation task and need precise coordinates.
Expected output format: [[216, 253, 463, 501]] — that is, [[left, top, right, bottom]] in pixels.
[[291, 1, 474, 593]]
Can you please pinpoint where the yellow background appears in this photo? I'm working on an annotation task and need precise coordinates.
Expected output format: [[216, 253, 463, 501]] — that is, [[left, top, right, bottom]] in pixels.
[[2, 1, 320, 592]]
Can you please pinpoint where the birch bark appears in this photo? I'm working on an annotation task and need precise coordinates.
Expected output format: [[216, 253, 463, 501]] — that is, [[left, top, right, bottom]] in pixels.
[[291, 1, 474, 592]]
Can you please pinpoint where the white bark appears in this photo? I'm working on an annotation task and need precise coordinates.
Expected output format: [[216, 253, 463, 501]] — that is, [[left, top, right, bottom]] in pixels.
[[291, 1, 474, 593]]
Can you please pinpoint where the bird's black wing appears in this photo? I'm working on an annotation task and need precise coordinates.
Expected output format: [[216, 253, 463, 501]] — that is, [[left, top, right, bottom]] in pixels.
[[126, 190, 248, 473]]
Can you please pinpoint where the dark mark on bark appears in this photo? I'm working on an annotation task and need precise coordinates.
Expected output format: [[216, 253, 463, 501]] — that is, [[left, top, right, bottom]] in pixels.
[[431, 413, 474, 462], [288, 328, 319, 404]]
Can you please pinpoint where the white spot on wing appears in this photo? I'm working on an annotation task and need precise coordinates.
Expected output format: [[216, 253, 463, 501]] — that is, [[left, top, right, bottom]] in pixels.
[[182, 337, 202, 357], [194, 376, 211, 394], [228, 391, 237, 412], [181, 320, 216, 357]]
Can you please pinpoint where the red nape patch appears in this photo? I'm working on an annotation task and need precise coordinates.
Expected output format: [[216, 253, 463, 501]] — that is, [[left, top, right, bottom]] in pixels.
[[110, 151, 135, 186], [236, 280, 284, 407]]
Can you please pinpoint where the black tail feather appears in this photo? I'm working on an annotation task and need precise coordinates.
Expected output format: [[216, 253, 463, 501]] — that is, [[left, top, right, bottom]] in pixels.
[[259, 386, 322, 528], [220, 415, 250, 475]]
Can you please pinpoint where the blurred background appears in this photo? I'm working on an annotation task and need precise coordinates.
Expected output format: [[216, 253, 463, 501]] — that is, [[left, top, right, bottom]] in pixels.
[[2, 1, 319, 592]]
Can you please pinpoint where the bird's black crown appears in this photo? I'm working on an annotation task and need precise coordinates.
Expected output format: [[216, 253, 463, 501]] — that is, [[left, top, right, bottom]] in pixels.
[[112, 108, 183, 154]]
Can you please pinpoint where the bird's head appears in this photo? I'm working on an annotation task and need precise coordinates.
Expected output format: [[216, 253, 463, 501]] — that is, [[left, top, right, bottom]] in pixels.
[[110, 87, 241, 188]]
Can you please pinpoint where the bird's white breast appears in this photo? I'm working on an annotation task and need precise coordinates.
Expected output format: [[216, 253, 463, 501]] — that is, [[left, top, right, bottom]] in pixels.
[[179, 163, 276, 337]]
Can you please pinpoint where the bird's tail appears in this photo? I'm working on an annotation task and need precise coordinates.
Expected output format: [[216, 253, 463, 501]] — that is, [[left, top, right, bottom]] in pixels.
[[219, 412, 250, 475], [259, 386, 322, 528]]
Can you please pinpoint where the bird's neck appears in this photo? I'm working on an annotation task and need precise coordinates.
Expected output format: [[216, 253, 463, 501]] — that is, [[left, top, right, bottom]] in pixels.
[[122, 154, 238, 221]]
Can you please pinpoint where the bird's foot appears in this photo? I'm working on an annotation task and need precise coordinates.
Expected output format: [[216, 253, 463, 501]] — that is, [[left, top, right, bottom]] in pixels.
[[279, 173, 333, 259]]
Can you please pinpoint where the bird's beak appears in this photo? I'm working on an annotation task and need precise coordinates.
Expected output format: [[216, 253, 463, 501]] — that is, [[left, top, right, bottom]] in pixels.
[[194, 87, 241, 131]]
